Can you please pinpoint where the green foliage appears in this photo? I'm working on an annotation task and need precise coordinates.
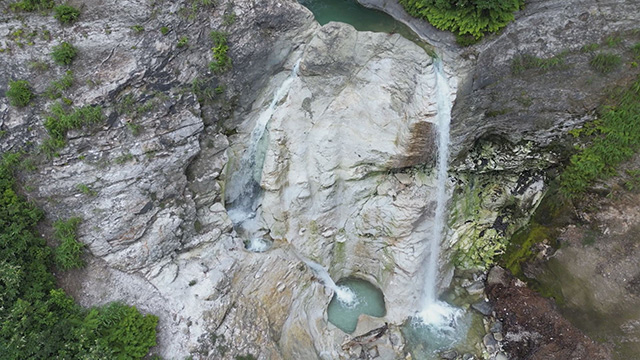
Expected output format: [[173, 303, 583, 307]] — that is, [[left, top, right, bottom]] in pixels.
[[589, 52, 622, 74], [6, 80, 34, 107], [51, 41, 78, 65], [209, 31, 231, 73], [631, 42, 640, 58], [42, 102, 103, 155], [114, 152, 134, 164], [0, 154, 158, 359], [76, 183, 96, 196], [53, 4, 80, 24], [235, 355, 256, 360], [130, 25, 144, 33], [605, 35, 622, 48], [177, 36, 189, 48], [53, 217, 85, 270], [581, 43, 599, 53], [398, 0, 524, 42], [511, 52, 568, 75], [28, 60, 50, 71], [45, 70, 74, 99], [560, 76, 640, 196], [10, 0, 54, 11], [160, 26, 169, 35]]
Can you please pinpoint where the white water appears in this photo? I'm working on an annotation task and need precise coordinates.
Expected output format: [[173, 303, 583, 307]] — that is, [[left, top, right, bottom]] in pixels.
[[301, 258, 359, 308], [226, 60, 302, 246], [419, 59, 457, 324]]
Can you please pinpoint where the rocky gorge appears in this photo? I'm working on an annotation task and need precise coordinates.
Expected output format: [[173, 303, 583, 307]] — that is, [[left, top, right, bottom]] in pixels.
[[2, 0, 640, 359]]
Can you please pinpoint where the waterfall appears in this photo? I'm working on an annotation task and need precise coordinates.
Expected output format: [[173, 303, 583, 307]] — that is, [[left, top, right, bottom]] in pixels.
[[225, 60, 302, 244], [300, 257, 359, 307], [418, 59, 461, 325]]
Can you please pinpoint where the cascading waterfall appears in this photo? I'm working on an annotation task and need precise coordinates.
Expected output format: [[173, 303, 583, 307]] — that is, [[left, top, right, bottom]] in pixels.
[[418, 59, 462, 325], [225, 60, 302, 250], [300, 257, 359, 307]]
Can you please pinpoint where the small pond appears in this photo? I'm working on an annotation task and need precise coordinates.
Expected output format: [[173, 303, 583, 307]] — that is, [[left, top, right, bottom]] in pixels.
[[327, 277, 386, 333]]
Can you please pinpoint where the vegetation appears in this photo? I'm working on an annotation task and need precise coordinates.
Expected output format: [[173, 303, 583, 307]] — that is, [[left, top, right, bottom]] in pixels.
[[160, 26, 169, 35], [10, 0, 54, 11], [45, 70, 74, 99], [177, 36, 189, 48], [131, 25, 145, 33], [51, 41, 78, 65], [589, 52, 622, 74], [0, 153, 158, 359], [53, 217, 85, 270], [6, 80, 34, 107], [511, 52, 568, 75], [209, 31, 231, 73], [53, 4, 80, 24], [397, 0, 524, 44], [560, 76, 640, 196], [42, 102, 103, 155]]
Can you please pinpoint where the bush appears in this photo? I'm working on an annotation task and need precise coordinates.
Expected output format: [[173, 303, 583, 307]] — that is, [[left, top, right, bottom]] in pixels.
[[6, 80, 34, 107], [42, 102, 103, 154], [51, 41, 78, 65], [53, 217, 85, 270], [53, 4, 80, 24], [209, 31, 231, 73], [160, 26, 169, 35], [45, 70, 74, 99], [589, 52, 622, 74], [398, 0, 524, 42]]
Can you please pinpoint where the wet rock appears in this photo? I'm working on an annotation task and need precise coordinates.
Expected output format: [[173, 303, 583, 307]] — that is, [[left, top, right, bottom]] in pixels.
[[440, 349, 458, 360], [493, 332, 503, 342], [471, 300, 493, 316]]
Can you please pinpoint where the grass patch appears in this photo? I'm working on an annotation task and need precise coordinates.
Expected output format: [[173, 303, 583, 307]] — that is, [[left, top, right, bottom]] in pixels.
[[130, 25, 144, 33], [10, 0, 54, 11], [160, 26, 169, 35], [177, 36, 188, 48], [511, 52, 568, 75], [45, 70, 74, 99], [76, 183, 96, 196], [6, 80, 34, 107], [589, 52, 622, 74], [51, 41, 78, 65], [560, 76, 640, 196]]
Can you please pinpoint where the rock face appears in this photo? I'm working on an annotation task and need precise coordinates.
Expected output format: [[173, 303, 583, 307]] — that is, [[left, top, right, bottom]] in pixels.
[[2, 0, 640, 358], [486, 266, 612, 360]]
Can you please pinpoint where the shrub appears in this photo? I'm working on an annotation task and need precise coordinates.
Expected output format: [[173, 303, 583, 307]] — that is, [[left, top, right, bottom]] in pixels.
[[6, 80, 34, 107], [42, 102, 103, 154], [160, 26, 169, 35], [53, 4, 80, 24], [130, 25, 144, 33], [589, 52, 622, 74], [631, 42, 640, 58], [398, 0, 524, 42], [53, 217, 85, 270], [511, 52, 567, 75], [209, 31, 231, 73], [0, 156, 159, 359], [51, 41, 78, 65]]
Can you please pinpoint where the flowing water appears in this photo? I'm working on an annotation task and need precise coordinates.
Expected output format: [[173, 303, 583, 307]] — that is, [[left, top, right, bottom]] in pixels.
[[421, 59, 453, 309], [225, 60, 301, 250], [301, 257, 358, 306]]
